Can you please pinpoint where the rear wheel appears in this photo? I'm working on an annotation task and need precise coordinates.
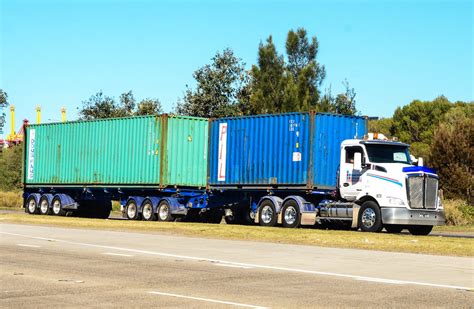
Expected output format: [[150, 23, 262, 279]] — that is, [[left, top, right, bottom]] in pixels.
[[258, 200, 277, 227], [408, 225, 433, 236], [157, 200, 173, 222], [142, 201, 157, 221], [39, 196, 52, 215], [125, 200, 140, 220], [26, 195, 39, 214], [205, 209, 223, 224], [51, 197, 67, 216], [281, 200, 300, 228], [385, 225, 404, 233], [358, 201, 383, 232]]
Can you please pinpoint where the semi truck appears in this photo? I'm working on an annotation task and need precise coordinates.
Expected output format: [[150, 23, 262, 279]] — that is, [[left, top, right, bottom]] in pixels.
[[22, 112, 445, 235]]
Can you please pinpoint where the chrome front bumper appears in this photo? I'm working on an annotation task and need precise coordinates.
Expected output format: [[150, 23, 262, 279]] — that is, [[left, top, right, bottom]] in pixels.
[[381, 207, 445, 226]]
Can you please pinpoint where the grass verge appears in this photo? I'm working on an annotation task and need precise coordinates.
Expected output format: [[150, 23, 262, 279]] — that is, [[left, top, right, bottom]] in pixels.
[[0, 191, 22, 209], [1, 212, 472, 257]]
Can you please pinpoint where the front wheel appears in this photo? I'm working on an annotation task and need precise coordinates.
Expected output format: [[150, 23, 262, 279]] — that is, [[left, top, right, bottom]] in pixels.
[[408, 225, 433, 236], [358, 201, 383, 232]]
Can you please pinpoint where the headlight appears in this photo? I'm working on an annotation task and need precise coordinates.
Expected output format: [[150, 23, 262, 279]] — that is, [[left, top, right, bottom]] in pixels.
[[437, 196, 443, 209], [387, 196, 405, 206]]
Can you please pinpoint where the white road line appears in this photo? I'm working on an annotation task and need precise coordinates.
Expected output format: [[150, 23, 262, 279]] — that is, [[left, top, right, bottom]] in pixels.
[[103, 252, 134, 257], [356, 277, 406, 285], [16, 244, 41, 248], [1, 231, 471, 291], [148, 291, 267, 308], [214, 263, 253, 269]]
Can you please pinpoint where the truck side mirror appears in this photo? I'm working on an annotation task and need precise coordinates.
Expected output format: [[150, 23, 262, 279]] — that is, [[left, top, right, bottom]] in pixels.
[[353, 152, 362, 170]]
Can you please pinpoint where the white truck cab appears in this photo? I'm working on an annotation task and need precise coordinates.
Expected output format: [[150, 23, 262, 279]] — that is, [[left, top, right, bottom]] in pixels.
[[335, 135, 445, 235]]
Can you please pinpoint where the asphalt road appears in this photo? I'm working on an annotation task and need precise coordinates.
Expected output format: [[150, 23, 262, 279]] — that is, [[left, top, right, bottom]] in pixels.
[[0, 223, 473, 308]]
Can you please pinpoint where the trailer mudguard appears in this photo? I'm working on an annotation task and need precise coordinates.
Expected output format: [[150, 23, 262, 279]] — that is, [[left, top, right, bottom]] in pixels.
[[159, 197, 187, 216], [279, 195, 316, 225], [255, 195, 283, 224], [53, 194, 79, 210]]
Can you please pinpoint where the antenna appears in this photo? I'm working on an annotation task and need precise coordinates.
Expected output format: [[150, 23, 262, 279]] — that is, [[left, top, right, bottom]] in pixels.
[[36, 106, 41, 124]]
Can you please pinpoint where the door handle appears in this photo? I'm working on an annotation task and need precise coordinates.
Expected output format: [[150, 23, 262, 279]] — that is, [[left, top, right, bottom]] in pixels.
[[343, 183, 349, 187]]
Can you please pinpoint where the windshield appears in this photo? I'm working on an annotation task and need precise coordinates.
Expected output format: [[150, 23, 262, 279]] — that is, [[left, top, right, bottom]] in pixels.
[[365, 144, 411, 164]]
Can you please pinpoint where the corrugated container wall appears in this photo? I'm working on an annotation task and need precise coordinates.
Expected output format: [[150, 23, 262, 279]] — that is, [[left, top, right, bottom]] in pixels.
[[24, 115, 208, 188], [209, 112, 367, 189]]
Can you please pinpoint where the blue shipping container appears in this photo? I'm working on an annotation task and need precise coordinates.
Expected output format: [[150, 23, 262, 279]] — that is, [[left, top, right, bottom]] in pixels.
[[209, 112, 367, 189]]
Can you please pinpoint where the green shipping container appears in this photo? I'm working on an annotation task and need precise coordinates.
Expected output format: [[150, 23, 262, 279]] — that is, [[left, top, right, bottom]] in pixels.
[[23, 115, 208, 188]]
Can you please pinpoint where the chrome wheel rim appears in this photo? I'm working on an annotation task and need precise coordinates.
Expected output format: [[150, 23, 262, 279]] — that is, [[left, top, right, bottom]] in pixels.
[[127, 203, 137, 218], [28, 199, 36, 213], [52, 200, 61, 215], [361, 208, 376, 228], [159, 204, 169, 220], [284, 206, 297, 225], [143, 204, 152, 220], [40, 200, 49, 214], [261, 205, 274, 224]]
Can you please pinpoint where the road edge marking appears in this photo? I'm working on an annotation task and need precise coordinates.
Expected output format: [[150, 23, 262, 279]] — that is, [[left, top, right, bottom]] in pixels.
[[148, 291, 268, 308]]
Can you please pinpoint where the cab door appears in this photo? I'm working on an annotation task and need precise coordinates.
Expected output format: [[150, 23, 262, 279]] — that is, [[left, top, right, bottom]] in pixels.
[[339, 146, 366, 200]]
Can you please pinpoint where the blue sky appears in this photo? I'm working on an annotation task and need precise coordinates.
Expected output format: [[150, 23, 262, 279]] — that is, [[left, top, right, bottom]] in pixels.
[[0, 0, 472, 137]]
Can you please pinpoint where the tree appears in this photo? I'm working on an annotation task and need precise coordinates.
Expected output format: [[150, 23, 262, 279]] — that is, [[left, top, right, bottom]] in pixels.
[[0, 144, 23, 191], [390, 96, 453, 160], [430, 104, 474, 200], [248, 36, 286, 114], [332, 80, 357, 115], [176, 48, 248, 118], [0, 89, 7, 135], [136, 98, 163, 116], [79, 90, 163, 119], [286, 28, 326, 109], [368, 117, 393, 137]]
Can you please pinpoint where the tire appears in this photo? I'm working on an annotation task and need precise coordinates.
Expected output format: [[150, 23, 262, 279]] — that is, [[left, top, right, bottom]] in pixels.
[[206, 209, 223, 224], [385, 225, 404, 233], [258, 200, 277, 227], [26, 195, 39, 215], [408, 225, 433, 236], [224, 210, 240, 225], [281, 200, 300, 228], [39, 196, 52, 215], [51, 197, 67, 216], [358, 201, 383, 232], [157, 200, 173, 222], [142, 200, 157, 221], [125, 200, 140, 220]]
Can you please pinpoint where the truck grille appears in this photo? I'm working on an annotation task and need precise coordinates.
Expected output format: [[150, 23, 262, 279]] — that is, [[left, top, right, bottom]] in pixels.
[[406, 175, 438, 209]]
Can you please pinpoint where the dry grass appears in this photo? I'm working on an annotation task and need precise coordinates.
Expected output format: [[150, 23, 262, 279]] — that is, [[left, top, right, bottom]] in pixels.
[[0, 191, 22, 209], [443, 199, 474, 226], [1, 212, 473, 257]]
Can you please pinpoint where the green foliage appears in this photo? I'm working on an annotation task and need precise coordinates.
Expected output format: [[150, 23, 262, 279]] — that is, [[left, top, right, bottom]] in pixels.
[[443, 199, 474, 226], [79, 90, 163, 119], [0, 145, 23, 191], [430, 104, 473, 200], [248, 28, 355, 115], [368, 117, 393, 137], [0, 89, 8, 135], [390, 96, 453, 160], [176, 48, 248, 118]]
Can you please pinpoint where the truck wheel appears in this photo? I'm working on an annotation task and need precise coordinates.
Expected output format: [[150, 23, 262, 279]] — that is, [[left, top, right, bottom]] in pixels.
[[358, 201, 383, 232], [125, 200, 140, 220], [408, 225, 433, 236], [258, 200, 277, 227], [385, 225, 404, 233], [142, 201, 157, 221], [26, 195, 39, 214], [206, 209, 223, 224], [39, 196, 52, 215], [157, 200, 173, 222], [51, 197, 67, 216], [281, 200, 300, 228]]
